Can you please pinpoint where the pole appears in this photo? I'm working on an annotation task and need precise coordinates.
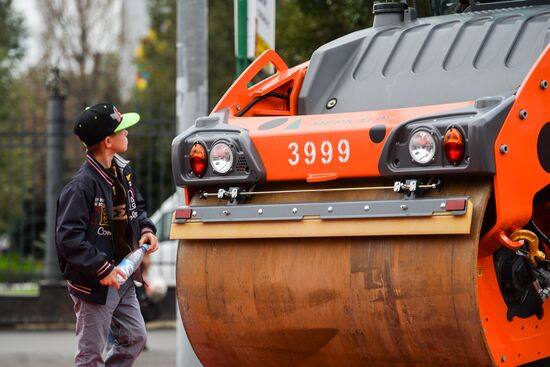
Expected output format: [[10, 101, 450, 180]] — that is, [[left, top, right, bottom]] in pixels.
[[176, 0, 207, 366], [235, 0, 249, 76], [177, 0, 208, 134], [45, 67, 65, 283]]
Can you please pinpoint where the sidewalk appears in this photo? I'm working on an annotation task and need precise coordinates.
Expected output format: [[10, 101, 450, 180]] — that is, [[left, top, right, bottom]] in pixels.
[[0, 324, 176, 367]]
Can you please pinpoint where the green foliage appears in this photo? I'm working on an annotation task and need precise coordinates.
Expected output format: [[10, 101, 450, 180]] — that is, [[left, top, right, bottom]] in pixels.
[[0, 0, 29, 243], [0, 65, 50, 257], [0, 283, 39, 296], [0, 0, 25, 106], [131, 0, 240, 113], [277, 0, 373, 66], [209, 0, 237, 109], [275, 0, 430, 66], [130, 0, 177, 119], [0, 0, 25, 95], [0, 131, 37, 236], [0, 252, 44, 282]]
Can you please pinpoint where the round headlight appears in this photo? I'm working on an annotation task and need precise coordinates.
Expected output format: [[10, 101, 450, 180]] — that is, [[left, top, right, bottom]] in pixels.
[[209, 142, 234, 174], [408, 130, 436, 164]]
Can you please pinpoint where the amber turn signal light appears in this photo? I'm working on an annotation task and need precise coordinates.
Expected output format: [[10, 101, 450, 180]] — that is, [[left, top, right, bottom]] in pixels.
[[189, 143, 207, 177], [443, 127, 465, 165]]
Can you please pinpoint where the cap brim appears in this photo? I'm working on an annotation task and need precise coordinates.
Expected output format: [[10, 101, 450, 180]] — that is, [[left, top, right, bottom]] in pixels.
[[114, 112, 140, 132]]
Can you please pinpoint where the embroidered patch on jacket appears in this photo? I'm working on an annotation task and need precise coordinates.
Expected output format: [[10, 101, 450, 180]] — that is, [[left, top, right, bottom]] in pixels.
[[91, 198, 109, 226]]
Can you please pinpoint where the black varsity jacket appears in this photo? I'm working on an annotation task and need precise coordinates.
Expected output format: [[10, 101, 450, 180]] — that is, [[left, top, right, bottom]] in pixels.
[[55, 152, 156, 304]]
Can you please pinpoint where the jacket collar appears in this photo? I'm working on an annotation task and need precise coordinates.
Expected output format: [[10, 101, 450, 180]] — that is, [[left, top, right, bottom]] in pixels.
[[86, 151, 115, 186], [114, 154, 129, 169], [86, 151, 130, 186]]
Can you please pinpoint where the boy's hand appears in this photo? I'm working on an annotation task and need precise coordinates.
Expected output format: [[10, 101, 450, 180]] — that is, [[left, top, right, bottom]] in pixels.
[[139, 232, 159, 254], [99, 267, 126, 289]]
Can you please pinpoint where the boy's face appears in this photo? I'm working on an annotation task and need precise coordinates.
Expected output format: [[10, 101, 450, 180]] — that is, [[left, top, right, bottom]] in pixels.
[[109, 129, 128, 153]]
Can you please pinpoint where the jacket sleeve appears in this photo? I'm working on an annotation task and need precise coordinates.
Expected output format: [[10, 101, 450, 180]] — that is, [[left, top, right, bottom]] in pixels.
[[135, 184, 157, 235], [55, 182, 114, 281]]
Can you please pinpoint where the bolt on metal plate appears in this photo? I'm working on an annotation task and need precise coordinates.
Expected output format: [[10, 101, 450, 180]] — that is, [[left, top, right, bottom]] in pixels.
[[326, 98, 337, 109]]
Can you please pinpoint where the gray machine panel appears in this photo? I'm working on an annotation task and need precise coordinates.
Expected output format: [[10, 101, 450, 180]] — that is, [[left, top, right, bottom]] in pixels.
[[298, 5, 550, 114], [177, 197, 469, 223]]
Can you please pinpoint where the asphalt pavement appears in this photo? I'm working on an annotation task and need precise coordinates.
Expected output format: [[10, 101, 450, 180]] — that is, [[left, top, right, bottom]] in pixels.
[[0, 326, 176, 367]]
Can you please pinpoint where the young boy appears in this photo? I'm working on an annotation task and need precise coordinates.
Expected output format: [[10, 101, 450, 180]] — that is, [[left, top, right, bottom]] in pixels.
[[56, 103, 159, 366]]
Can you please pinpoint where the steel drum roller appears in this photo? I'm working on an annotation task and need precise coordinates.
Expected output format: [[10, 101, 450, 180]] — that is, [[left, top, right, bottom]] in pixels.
[[173, 178, 499, 366]]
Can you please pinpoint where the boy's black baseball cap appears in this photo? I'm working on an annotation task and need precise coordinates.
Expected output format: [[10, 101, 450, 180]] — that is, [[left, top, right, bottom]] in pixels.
[[73, 103, 140, 146]]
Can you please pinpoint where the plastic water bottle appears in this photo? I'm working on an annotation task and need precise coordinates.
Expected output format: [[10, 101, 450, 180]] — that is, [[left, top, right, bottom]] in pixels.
[[116, 244, 149, 285]]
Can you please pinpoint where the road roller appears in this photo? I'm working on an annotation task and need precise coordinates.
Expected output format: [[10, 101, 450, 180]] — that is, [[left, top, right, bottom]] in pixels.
[[170, 1, 550, 365]]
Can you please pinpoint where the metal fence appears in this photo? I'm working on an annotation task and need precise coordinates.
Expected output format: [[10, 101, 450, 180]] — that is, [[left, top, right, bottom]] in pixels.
[[0, 112, 176, 283]]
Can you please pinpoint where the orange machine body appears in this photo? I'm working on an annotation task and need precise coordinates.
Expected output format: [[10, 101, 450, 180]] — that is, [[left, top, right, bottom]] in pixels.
[[171, 4, 550, 366]]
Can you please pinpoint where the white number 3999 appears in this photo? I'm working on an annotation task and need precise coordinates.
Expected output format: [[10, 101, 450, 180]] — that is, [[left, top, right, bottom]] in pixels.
[[288, 139, 350, 166]]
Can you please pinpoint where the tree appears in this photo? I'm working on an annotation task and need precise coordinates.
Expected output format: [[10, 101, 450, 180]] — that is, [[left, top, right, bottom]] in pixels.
[[0, 0, 26, 236], [130, 0, 176, 119], [276, 0, 430, 67], [209, 0, 237, 109], [0, 0, 25, 107], [37, 0, 123, 111], [276, 0, 373, 67], [36, 0, 127, 183], [1, 1, 126, 259]]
